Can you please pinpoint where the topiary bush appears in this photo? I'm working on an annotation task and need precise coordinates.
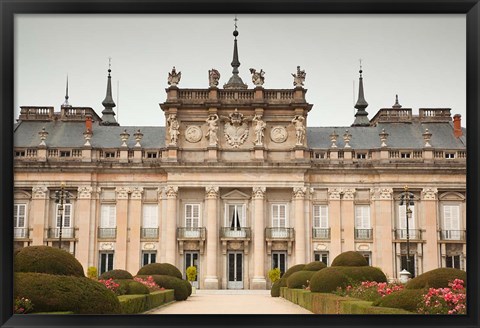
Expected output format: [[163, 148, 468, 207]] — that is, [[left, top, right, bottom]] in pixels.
[[286, 270, 316, 289], [373, 288, 426, 312], [136, 263, 182, 279], [331, 251, 368, 267], [282, 264, 306, 279], [406, 268, 467, 290], [271, 277, 287, 297], [310, 266, 387, 293], [14, 272, 120, 314], [183, 279, 192, 296], [14, 246, 85, 277], [268, 268, 281, 283], [99, 269, 133, 280], [114, 279, 150, 295], [87, 266, 98, 280], [137, 275, 189, 301], [304, 261, 327, 272]]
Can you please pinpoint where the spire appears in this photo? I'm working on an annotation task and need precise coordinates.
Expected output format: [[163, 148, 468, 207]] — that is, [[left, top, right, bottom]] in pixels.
[[224, 15, 247, 89], [392, 94, 402, 109], [100, 57, 119, 126], [352, 60, 370, 127], [62, 75, 71, 107]]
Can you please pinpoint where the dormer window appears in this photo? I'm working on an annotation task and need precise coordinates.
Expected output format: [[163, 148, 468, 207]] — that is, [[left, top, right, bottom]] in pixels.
[[356, 153, 367, 159], [60, 150, 71, 157], [401, 152, 411, 159], [445, 153, 455, 159], [105, 151, 115, 158], [147, 152, 157, 159], [15, 151, 25, 157]]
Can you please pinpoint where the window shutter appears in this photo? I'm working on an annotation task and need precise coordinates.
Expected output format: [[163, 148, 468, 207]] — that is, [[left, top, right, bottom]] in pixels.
[[279, 204, 286, 227], [143, 205, 158, 228], [101, 205, 116, 228], [63, 204, 72, 227], [313, 205, 328, 228], [192, 204, 200, 228], [355, 206, 370, 229], [14, 204, 26, 228], [272, 205, 279, 227]]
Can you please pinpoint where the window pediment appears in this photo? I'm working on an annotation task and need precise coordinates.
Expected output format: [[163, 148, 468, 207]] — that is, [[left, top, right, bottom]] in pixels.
[[439, 192, 465, 201], [221, 189, 251, 200]]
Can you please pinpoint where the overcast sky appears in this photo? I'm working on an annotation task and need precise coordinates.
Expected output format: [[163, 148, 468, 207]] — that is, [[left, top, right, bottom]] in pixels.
[[14, 14, 466, 127]]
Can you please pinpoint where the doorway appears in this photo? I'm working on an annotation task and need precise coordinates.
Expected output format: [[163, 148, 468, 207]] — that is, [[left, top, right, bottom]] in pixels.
[[185, 252, 199, 288], [227, 251, 243, 289]]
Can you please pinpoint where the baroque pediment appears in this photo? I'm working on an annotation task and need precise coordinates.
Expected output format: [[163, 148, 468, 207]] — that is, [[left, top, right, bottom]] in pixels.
[[221, 189, 251, 200]]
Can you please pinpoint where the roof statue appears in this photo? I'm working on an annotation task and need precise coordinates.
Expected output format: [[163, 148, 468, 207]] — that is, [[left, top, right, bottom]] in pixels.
[[292, 66, 306, 87], [249, 68, 265, 87], [168, 66, 181, 87], [209, 69, 221, 87], [291, 115, 306, 146]]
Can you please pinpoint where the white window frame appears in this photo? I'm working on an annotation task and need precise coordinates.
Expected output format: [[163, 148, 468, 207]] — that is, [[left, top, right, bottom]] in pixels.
[[225, 203, 246, 228], [313, 205, 328, 228], [56, 203, 73, 228], [142, 204, 158, 228], [442, 204, 461, 240], [14, 203, 27, 238], [354, 205, 371, 229], [100, 204, 116, 228], [271, 203, 288, 228], [185, 203, 201, 228]]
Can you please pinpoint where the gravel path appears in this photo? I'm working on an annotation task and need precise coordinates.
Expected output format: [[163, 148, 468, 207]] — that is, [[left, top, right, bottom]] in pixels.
[[147, 290, 312, 314]]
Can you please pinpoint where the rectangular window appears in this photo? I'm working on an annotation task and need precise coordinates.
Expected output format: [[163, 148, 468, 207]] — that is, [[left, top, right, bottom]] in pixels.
[[147, 152, 157, 159], [356, 153, 366, 159], [313, 205, 328, 228], [142, 252, 157, 267], [185, 204, 200, 228], [359, 252, 372, 265], [15, 151, 25, 157], [142, 204, 158, 228], [443, 205, 461, 239], [272, 204, 287, 228], [56, 203, 72, 228], [446, 255, 461, 269], [14, 204, 27, 238], [355, 206, 370, 229], [272, 252, 287, 277], [100, 205, 116, 228], [314, 252, 329, 265], [105, 151, 115, 158], [99, 252, 114, 275], [401, 152, 411, 159], [59, 150, 71, 157], [445, 153, 455, 159], [226, 204, 245, 228], [401, 255, 416, 277]]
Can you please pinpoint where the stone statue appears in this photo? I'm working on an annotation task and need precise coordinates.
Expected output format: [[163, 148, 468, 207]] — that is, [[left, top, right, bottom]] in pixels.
[[249, 68, 265, 86], [205, 113, 219, 146], [208, 69, 221, 87], [223, 109, 249, 148], [167, 113, 180, 146], [292, 66, 306, 87], [291, 115, 306, 145], [252, 114, 266, 146], [168, 66, 181, 86]]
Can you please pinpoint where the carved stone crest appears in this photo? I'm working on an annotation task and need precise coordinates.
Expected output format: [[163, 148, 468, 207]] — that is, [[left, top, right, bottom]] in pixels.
[[168, 66, 181, 86], [185, 126, 203, 143], [270, 126, 288, 143], [292, 65, 306, 87], [78, 186, 93, 199], [100, 242, 115, 251], [224, 109, 249, 148]]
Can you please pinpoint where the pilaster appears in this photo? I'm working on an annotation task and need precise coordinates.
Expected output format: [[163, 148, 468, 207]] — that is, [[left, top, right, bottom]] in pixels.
[[76, 186, 93, 273], [204, 186, 219, 289], [127, 187, 143, 273], [293, 187, 306, 264], [31, 185, 48, 245], [114, 187, 129, 270], [251, 187, 266, 289], [165, 186, 178, 265], [422, 187, 439, 272]]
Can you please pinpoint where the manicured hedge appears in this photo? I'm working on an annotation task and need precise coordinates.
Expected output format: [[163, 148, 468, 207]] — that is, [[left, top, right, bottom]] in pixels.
[[14, 272, 120, 314], [373, 288, 426, 312], [271, 277, 287, 297], [115, 279, 150, 295], [286, 270, 316, 289], [137, 275, 189, 301], [303, 261, 327, 272], [118, 290, 175, 314], [282, 264, 306, 279], [310, 266, 387, 293], [137, 263, 183, 279], [99, 269, 133, 280], [184, 280, 192, 296], [331, 251, 368, 267], [14, 246, 84, 277], [406, 268, 467, 289]]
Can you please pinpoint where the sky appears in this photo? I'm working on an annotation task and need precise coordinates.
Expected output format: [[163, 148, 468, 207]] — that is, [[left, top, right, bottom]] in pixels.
[[14, 14, 466, 127]]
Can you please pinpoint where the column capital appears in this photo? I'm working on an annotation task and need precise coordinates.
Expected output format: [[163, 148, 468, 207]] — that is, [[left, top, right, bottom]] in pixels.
[[115, 187, 129, 200], [378, 187, 393, 200], [77, 186, 93, 199], [421, 187, 438, 200], [130, 186, 144, 200], [205, 186, 219, 199], [252, 187, 266, 199], [342, 188, 355, 200], [328, 187, 341, 200], [292, 187, 307, 199], [32, 185, 48, 199], [165, 185, 179, 199]]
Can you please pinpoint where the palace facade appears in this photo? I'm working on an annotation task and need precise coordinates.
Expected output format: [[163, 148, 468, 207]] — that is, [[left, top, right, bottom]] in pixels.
[[13, 28, 466, 290]]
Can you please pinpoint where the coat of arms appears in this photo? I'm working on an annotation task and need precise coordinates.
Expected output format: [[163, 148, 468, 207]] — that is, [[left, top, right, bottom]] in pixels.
[[224, 109, 249, 148]]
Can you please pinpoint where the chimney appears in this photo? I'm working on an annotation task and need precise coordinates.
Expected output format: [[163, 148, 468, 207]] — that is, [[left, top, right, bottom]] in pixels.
[[453, 114, 462, 138], [85, 114, 93, 133]]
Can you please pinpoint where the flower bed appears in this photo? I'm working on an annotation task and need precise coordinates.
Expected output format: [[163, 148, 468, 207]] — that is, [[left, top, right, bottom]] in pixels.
[[418, 279, 466, 314], [334, 281, 404, 302]]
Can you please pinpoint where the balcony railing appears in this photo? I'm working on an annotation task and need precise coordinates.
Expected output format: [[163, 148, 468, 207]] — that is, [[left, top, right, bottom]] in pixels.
[[98, 227, 117, 239], [220, 227, 251, 239], [439, 230, 466, 241], [141, 227, 159, 239], [394, 229, 423, 240], [312, 228, 330, 240], [14, 228, 29, 239], [47, 228, 75, 239], [265, 227, 295, 239], [354, 228, 373, 240], [177, 227, 206, 239]]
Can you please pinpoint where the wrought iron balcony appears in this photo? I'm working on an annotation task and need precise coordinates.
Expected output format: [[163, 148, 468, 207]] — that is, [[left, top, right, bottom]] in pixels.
[[177, 227, 206, 240], [439, 230, 466, 241], [265, 227, 295, 240], [354, 228, 373, 240], [98, 227, 117, 239], [394, 229, 423, 240], [312, 228, 330, 240], [220, 227, 251, 239], [14, 228, 29, 239], [47, 227, 75, 239], [141, 227, 159, 239]]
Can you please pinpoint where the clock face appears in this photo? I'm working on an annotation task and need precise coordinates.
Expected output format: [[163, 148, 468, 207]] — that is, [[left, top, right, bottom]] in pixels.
[[270, 126, 288, 143], [185, 125, 203, 143]]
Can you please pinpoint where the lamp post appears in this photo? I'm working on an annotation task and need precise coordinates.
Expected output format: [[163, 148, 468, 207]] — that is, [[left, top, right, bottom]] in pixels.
[[401, 185, 413, 275], [54, 182, 70, 250]]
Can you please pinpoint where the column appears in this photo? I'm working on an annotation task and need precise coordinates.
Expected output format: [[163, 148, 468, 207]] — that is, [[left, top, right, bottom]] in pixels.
[[204, 186, 219, 289], [293, 187, 306, 265], [251, 187, 266, 289], [31, 186, 48, 246], [422, 187, 439, 272], [127, 187, 143, 274], [328, 188, 342, 260], [114, 187, 129, 270], [76, 186, 93, 274], [157, 187, 165, 262], [374, 188, 394, 279], [165, 186, 178, 265], [342, 188, 355, 252]]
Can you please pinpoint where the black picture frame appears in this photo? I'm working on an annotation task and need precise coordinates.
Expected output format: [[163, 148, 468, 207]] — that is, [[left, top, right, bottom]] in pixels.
[[1, 1, 479, 328]]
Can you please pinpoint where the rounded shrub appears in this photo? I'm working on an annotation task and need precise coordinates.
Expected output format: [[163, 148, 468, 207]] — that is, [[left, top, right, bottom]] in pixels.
[[304, 261, 327, 271], [271, 277, 287, 297], [136, 263, 182, 279], [406, 268, 467, 290], [137, 275, 189, 301], [14, 272, 120, 314], [183, 279, 192, 296], [310, 266, 387, 293], [282, 264, 306, 279], [99, 269, 133, 280], [286, 270, 316, 289], [331, 251, 368, 267], [373, 288, 426, 312], [14, 246, 84, 277], [114, 279, 150, 295]]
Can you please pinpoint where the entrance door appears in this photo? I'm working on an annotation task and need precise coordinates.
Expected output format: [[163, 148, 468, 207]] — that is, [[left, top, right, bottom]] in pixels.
[[227, 252, 243, 289], [185, 252, 199, 288]]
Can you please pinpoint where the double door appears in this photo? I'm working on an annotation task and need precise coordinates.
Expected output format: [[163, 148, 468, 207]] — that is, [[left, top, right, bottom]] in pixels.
[[185, 252, 199, 288], [227, 251, 243, 289]]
